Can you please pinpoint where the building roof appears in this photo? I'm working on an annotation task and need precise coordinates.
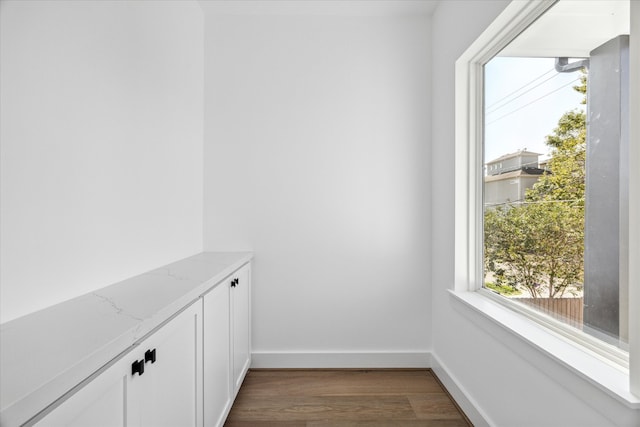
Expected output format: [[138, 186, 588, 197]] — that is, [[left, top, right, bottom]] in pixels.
[[484, 169, 544, 183], [486, 150, 541, 165]]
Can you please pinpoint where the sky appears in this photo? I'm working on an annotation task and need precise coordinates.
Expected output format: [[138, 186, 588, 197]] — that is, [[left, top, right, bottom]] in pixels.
[[484, 57, 586, 164]]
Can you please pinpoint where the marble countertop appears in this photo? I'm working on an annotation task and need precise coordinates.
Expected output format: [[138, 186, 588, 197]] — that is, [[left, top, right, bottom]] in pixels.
[[0, 251, 253, 427]]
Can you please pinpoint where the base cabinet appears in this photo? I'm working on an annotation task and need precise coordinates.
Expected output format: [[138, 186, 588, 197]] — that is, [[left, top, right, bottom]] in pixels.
[[203, 263, 251, 427], [203, 281, 231, 427], [127, 302, 203, 427], [35, 357, 128, 427], [34, 262, 250, 427], [36, 302, 203, 427], [231, 264, 251, 395]]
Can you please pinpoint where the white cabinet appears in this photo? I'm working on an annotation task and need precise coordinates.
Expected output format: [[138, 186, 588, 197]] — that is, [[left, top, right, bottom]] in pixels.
[[231, 264, 251, 395], [203, 281, 231, 427], [36, 302, 203, 427], [35, 357, 129, 427], [127, 302, 202, 427], [32, 261, 250, 427], [203, 263, 251, 427]]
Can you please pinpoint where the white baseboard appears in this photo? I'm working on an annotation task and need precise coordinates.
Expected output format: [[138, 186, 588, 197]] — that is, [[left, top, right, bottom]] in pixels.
[[430, 352, 492, 427], [251, 351, 431, 369]]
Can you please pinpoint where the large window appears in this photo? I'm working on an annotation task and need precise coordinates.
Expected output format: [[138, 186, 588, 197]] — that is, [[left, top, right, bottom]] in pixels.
[[454, 0, 639, 398], [483, 0, 629, 352]]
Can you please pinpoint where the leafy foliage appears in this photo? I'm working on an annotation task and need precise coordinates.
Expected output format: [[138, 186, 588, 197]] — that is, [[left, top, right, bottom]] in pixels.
[[485, 202, 583, 298], [526, 109, 586, 206], [484, 281, 521, 296]]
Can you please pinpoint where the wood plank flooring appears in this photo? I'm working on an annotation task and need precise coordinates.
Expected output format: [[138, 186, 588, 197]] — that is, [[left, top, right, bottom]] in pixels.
[[224, 369, 472, 427]]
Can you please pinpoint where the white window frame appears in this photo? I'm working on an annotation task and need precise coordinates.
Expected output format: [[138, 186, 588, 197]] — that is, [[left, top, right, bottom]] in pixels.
[[453, 0, 640, 401]]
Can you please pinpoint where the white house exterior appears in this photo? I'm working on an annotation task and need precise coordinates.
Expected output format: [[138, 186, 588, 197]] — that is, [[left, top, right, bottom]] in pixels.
[[484, 150, 544, 207]]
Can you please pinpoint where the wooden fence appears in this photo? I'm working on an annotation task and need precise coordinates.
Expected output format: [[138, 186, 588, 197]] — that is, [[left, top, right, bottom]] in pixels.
[[516, 297, 583, 329]]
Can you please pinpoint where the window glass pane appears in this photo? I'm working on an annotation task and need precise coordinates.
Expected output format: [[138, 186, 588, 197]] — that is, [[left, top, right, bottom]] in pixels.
[[482, 0, 630, 350]]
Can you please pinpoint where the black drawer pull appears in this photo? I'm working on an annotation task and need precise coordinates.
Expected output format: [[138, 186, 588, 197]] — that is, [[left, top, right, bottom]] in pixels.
[[145, 348, 156, 364], [132, 359, 144, 376]]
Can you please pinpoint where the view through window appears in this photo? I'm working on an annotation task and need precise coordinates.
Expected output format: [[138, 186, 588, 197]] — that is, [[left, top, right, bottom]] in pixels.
[[483, 0, 630, 351]]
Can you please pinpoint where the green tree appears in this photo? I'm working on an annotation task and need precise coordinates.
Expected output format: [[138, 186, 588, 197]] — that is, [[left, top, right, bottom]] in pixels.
[[527, 70, 586, 205], [485, 202, 583, 298], [484, 70, 586, 298], [526, 109, 586, 205]]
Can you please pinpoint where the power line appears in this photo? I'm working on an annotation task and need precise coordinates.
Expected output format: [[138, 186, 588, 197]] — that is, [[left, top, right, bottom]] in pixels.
[[486, 78, 581, 126], [485, 67, 556, 110], [486, 72, 562, 115]]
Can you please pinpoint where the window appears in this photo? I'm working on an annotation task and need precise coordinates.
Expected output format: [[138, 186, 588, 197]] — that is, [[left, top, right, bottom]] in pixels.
[[454, 0, 639, 398], [484, 5, 629, 350]]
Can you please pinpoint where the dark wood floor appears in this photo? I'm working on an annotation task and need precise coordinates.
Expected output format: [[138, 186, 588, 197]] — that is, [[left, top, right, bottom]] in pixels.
[[224, 369, 472, 427]]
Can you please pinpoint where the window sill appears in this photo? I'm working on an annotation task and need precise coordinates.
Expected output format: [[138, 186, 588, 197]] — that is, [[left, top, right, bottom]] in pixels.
[[449, 289, 640, 409]]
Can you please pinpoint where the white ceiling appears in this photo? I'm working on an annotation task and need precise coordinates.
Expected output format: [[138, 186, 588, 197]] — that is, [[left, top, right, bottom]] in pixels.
[[197, 0, 629, 56], [198, 0, 438, 17], [499, 0, 630, 58]]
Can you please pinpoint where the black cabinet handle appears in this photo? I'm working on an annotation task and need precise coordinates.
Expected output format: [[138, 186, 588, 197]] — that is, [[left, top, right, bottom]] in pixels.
[[132, 359, 145, 376], [231, 277, 238, 288], [145, 348, 156, 364]]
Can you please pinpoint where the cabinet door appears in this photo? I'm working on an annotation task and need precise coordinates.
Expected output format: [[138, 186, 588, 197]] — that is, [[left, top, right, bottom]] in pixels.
[[231, 264, 251, 394], [35, 355, 130, 427], [203, 283, 231, 427], [127, 302, 203, 427]]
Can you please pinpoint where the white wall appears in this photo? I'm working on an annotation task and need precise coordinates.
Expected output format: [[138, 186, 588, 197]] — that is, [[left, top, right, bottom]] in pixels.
[[203, 6, 431, 361], [431, 1, 636, 426], [0, 1, 204, 323]]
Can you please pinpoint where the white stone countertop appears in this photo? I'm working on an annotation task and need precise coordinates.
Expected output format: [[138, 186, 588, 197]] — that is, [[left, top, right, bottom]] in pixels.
[[0, 251, 253, 427]]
